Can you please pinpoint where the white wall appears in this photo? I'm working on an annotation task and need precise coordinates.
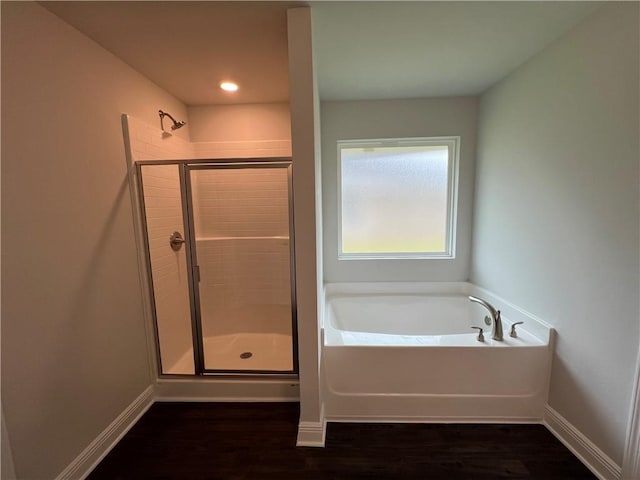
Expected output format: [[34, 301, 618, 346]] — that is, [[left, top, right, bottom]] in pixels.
[[188, 103, 291, 143], [187, 103, 292, 159], [1, 3, 189, 478], [288, 7, 323, 442], [472, 3, 639, 465], [321, 97, 478, 282]]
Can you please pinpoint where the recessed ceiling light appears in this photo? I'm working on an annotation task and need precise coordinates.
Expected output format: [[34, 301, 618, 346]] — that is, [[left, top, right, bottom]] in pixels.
[[220, 81, 238, 92]]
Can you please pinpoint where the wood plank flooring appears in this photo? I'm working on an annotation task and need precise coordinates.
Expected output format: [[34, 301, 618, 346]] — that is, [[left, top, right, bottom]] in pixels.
[[87, 402, 596, 479]]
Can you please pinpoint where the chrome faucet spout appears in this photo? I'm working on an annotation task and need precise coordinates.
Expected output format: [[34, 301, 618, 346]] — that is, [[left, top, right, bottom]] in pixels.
[[468, 295, 503, 341]]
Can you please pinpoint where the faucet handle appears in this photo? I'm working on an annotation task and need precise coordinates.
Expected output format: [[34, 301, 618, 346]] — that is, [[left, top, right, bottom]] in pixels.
[[509, 322, 524, 337], [471, 326, 485, 342]]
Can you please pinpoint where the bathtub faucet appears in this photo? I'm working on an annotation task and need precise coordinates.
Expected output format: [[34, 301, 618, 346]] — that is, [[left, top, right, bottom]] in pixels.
[[468, 296, 504, 341]]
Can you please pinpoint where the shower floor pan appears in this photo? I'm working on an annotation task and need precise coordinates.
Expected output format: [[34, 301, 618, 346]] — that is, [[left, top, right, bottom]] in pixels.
[[168, 333, 293, 374]]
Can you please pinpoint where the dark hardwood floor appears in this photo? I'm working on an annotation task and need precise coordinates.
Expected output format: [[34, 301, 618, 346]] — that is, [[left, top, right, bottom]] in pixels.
[[88, 402, 595, 479]]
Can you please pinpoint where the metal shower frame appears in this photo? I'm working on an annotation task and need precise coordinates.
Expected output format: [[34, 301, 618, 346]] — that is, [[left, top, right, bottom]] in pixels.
[[135, 157, 299, 378]]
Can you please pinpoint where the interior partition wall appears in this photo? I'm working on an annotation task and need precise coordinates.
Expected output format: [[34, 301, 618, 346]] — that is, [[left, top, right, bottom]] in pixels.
[[136, 159, 297, 376]]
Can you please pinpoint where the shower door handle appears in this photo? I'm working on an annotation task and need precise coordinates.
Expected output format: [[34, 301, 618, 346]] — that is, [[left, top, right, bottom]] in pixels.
[[169, 231, 186, 251], [194, 265, 201, 283]]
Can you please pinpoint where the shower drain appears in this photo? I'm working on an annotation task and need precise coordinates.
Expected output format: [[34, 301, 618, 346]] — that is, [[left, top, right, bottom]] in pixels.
[[239, 352, 253, 359]]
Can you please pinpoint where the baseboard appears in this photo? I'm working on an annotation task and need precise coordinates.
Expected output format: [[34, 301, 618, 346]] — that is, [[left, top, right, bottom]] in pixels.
[[55, 386, 155, 480], [296, 420, 326, 447], [544, 405, 621, 480], [622, 347, 640, 480], [54, 378, 300, 479], [1, 404, 16, 480], [297, 405, 326, 447]]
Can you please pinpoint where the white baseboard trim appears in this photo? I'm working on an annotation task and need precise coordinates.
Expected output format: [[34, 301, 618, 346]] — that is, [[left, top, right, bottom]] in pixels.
[[622, 347, 640, 480], [1, 404, 16, 480], [296, 405, 326, 447], [56, 385, 155, 480], [296, 419, 326, 447], [54, 378, 300, 479], [544, 405, 621, 480]]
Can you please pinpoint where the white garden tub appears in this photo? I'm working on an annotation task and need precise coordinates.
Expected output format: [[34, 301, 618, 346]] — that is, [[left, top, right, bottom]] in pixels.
[[322, 283, 553, 422]]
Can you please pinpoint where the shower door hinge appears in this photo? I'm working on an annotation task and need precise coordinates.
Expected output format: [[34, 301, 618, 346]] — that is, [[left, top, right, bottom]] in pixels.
[[194, 265, 201, 283]]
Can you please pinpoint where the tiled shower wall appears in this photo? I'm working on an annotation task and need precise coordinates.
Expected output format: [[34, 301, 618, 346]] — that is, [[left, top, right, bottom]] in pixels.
[[126, 115, 195, 161], [127, 116, 195, 374], [124, 111, 291, 161], [140, 165, 194, 374], [191, 168, 292, 338], [197, 238, 292, 337], [125, 115, 293, 370], [191, 168, 290, 238]]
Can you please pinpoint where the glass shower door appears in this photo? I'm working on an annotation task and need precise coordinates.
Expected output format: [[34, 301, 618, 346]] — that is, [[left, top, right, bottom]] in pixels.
[[138, 164, 195, 375], [186, 162, 296, 373]]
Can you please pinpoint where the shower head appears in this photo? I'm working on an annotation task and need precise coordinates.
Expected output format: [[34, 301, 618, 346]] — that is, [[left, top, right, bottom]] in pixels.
[[158, 110, 187, 131]]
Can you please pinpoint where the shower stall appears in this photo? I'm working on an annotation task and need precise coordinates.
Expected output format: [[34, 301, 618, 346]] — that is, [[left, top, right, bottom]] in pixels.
[[136, 158, 297, 375]]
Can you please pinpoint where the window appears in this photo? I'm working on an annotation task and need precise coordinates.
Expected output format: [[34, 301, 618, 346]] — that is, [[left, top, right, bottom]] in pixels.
[[338, 137, 459, 259]]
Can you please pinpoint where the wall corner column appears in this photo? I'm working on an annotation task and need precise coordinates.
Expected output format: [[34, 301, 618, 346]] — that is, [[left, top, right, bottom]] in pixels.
[[287, 6, 325, 446]]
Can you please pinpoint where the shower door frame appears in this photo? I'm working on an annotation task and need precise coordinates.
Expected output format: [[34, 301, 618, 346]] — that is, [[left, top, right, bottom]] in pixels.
[[184, 160, 299, 375], [135, 157, 299, 377]]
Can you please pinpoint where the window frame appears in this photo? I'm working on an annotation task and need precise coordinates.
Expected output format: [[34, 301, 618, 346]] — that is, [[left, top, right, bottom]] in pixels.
[[337, 136, 460, 260]]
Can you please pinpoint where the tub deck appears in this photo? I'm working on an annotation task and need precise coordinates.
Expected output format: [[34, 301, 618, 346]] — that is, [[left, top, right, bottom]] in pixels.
[[322, 284, 553, 422]]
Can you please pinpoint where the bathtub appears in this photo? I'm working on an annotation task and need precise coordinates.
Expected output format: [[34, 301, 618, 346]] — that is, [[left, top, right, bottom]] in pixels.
[[322, 283, 553, 422]]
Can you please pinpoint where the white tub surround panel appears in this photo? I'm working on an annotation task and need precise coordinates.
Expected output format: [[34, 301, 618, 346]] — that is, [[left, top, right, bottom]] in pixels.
[[466, 284, 553, 352], [322, 282, 553, 422]]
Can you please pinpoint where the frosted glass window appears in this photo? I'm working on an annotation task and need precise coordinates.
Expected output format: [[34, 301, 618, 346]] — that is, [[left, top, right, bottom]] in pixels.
[[338, 137, 459, 259]]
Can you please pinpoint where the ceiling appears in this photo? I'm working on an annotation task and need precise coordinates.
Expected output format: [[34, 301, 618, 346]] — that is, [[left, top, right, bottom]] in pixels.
[[42, 1, 601, 106], [312, 1, 601, 101], [42, 1, 299, 106]]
